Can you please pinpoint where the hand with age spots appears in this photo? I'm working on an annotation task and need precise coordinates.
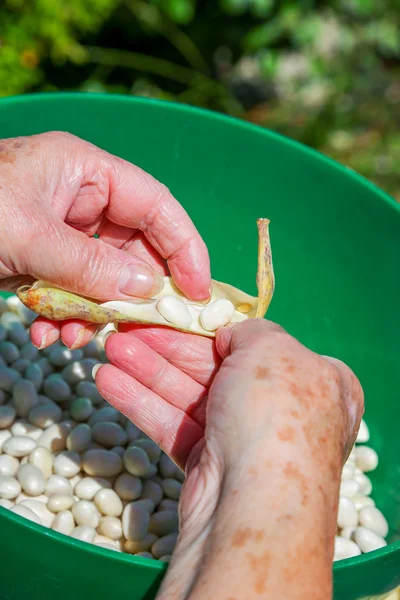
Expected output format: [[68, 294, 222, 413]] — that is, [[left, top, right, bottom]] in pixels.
[[0, 132, 210, 349], [95, 318, 364, 600]]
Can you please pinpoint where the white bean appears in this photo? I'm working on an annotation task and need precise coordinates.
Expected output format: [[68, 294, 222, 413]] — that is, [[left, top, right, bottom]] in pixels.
[[94, 488, 123, 517], [125, 421, 141, 443], [17, 464, 45, 496], [133, 499, 156, 514], [69, 397, 93, 422], [200, 299, 235, 331], [74, 476, 112, 500], [114, 473, 142, 501], [358, 506, 389, 537], [45, 474, 73, 496], [11, 358, 30, 374], [19, 499, 54, 527], [162, 478, 182, 500], [123, 447, 151, 477], [28, 447, 54, 479], [111, 446, 125, 457], [11, 420, 41, 440], [53, 451, 81, 478], [149, 511, 179, 537], [341, 463, 355, 481], [36, 422, 72, 452], [49, 347, 83, 368], [0, 429, 12, 451], [124, 534, 158, 554], [339, 480, 360, 498], [62, 359, 98, 386], [337, 497, 358, 529], [356, 419, 370, 443], [67, 423, 91, 453], [52, 509, 75, 535], [0, 498, 14, 508], [122, 502, 150, 541], [355, 446, 379, 472], [353, 471, 373, 495], [334, 536, 361, 561], [98, 516, 123, 540], [82, 449, 122, 478], [88, 407, 120, 427], [0, 366, 20, 392], [28, 404, 62, 429], [47, 494, 75, 513], [72, 500, 100, 528], [2, 435, 36, 457], [20, 343, 39, 362], [10, 504, 42, 525], [159, 555, 171, 563], [340, 527, 356, 540], [43, 375, 71, 403], [353, 495, 375, 511], [141, 480, 163, 507], [156, 296, 193, 329], [35, 358, 54, 378], [0, 455, 19, 477], [76, 381, 103, 405], [0, 475, 21, 499], [0, 341, 20, 363], [71, 525, 96, 543], [0, 405, 17, 429], [25, 363, 43, 391], [152, 533, 178, 559], [92, 422, 127, 448], [133, 439, 161, 463], [8, 322, 29, 346], [12, 380, 39, 417], [158, 499, 179, 513], [353, 527, 387, 553]]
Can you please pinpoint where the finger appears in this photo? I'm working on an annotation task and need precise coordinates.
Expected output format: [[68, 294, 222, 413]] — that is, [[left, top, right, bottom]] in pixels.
[[18, 216, 165, 301], [105, 333, 207, 425], [60, 320, 99, 349], [103, 154, 211, 300], [117, 324, 220, 387], [123, 233, 169, 275], [95, 363, 203, 469], [30, 317, 61, 349]]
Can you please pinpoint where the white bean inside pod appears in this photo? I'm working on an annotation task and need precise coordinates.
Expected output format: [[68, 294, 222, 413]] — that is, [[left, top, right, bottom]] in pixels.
[[156, 296, 193, 329], [200, 299, 235, 331], [16, 219, 275, 338]]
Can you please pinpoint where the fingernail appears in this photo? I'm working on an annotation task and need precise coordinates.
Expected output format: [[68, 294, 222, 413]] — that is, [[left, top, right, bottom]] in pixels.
[[68, 325, 98, 350], [103, 330, 115, 344], [92, 364, 102, 379], [38, 329, 60, 350], [119, 264, 164, 297]]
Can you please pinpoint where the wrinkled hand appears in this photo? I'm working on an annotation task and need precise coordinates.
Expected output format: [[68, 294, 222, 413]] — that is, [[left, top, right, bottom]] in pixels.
[[0, 132, 210, 349], [96, 319, 364, 600]]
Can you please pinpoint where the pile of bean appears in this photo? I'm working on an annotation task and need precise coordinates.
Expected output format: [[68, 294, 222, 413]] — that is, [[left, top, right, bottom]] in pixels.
[[334, 420, 389, 560], [0, 296, 390, 563]]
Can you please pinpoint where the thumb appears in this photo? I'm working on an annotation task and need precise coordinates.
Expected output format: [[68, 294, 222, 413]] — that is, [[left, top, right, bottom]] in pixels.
[[20, 218, 164, 301]]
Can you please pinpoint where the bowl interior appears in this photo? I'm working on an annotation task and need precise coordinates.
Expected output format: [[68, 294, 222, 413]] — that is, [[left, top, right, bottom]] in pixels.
[[0, 93, 399, 600]]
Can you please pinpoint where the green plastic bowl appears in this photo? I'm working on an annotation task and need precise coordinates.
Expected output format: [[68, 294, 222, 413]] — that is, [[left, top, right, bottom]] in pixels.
[[0, 93, 399, 600]]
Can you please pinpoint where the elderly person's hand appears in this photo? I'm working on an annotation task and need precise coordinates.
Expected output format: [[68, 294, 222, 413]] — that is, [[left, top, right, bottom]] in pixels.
[[96, 319, 364, 600], [0, 132, 210, 349]]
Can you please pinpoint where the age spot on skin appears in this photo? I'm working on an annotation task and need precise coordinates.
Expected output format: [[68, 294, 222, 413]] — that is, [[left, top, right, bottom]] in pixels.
[[246, 551, 271, 594], [232, 526, 253, 548], [277, 425, 295, 442], [0, 138, 24, 164], [254, 365, 269, 379]]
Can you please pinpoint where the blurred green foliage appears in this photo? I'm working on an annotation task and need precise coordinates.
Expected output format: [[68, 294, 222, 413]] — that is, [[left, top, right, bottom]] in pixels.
[[1, 0, 399, 199]]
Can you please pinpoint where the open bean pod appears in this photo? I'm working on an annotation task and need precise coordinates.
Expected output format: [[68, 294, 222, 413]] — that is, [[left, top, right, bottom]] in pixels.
[[16, 219, 274, 338]]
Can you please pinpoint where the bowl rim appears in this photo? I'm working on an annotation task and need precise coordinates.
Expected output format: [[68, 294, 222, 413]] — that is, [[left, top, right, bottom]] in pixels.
[[1, 91, 400, 217], [0, 92, 398, 571]]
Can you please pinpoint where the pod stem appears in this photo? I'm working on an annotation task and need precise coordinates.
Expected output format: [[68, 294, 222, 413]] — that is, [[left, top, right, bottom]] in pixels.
[[255, 218, 275, 318]]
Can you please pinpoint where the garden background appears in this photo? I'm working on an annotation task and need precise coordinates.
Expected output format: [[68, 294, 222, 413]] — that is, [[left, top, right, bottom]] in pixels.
[[1, 0, 399, 200]]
